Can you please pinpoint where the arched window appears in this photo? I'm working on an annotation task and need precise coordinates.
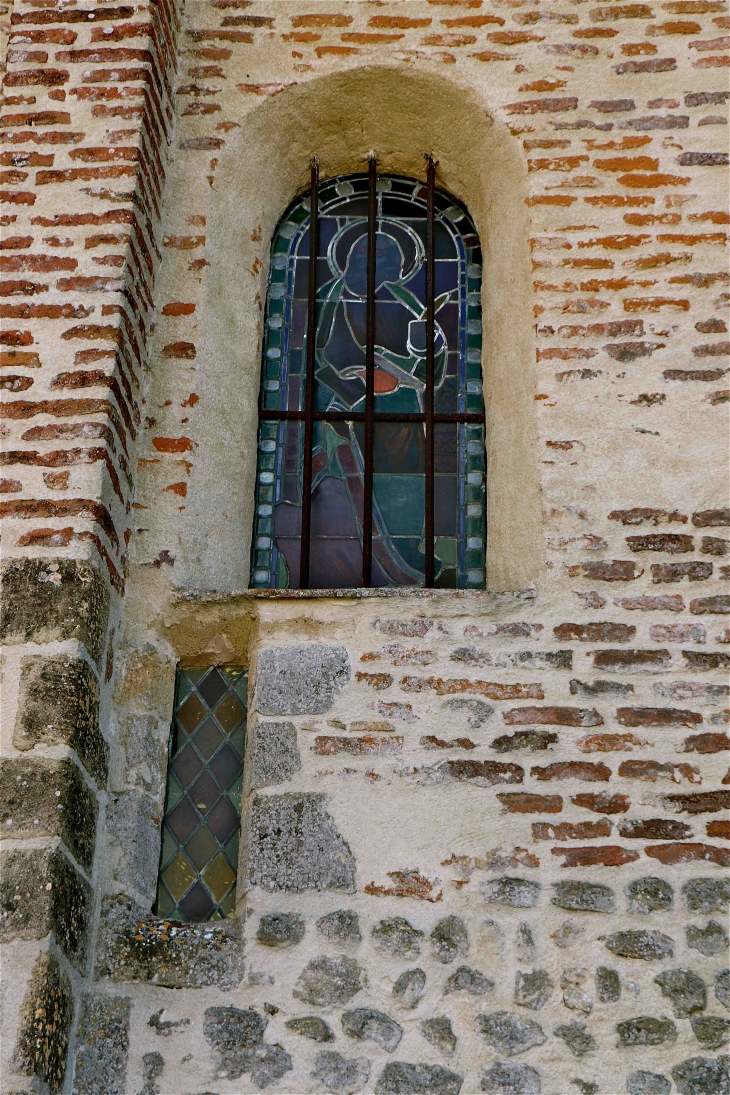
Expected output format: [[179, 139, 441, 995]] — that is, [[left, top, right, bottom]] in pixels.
[[251, 162, 485, 590]]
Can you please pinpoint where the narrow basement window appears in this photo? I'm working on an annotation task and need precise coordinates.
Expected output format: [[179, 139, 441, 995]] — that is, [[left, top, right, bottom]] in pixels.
[[154, 666, 247, 922]]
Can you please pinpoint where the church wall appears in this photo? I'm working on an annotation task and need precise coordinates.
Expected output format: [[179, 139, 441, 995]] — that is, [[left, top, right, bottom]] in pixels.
[[1, 2, 728, 1093]]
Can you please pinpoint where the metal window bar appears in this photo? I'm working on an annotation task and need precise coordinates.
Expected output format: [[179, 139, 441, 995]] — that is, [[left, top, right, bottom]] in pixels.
[[258, 157, 486, 590]]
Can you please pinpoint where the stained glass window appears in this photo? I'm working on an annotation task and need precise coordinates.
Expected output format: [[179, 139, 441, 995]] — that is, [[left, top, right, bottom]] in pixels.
[[251, 164, 486, 590], [154, 666, 246, 923]]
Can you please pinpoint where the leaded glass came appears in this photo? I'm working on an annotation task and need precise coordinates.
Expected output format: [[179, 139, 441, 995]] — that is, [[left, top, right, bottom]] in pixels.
[[155, 666, 246, 923], [251, 171, 486, 590]]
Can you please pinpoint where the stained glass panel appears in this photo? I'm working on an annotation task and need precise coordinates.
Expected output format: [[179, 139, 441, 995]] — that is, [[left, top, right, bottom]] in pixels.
[[155, 666, 246, 923], [251, 172, 485, 590]]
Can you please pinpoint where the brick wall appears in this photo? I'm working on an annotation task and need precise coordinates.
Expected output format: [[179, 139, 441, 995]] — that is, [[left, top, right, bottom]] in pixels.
[[1, 1, 728, 1093]]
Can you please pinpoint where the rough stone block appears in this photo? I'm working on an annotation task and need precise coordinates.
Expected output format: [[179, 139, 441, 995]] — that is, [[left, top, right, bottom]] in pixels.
[[682, 876, 730, 913], [0, 756, 98, 871], [373, 917, 424, 957], [551, 880, 615, 914], [690, 1016, 730, 1050], [481, 1061, 541, 1094], [671, 1055, 730, 1095], [95, 895, 244, 988], [317, 909, 361, 944], [430, 916, 468, 965], [312, 1050, 371, 1095], [717, 969, 730, 1010], [285, 1016, 335, 1042], [15, 656, 107, 785], [393, 969, 426, 1010], [256, 912, 305, 948], [0, 847, 91, 970], [476, 1012, 547, 1057], [12, 949, 73, 1094], [686, 920, 728, 957], [483, 877, 541, 908], [605, 930, 674, 961], [106, 789, 161, 900], [553, 1020, 598, 1057], [0, 557, 109, 662], [654, 970, 707, 1018], [342, 1008, 403, 1053], [249, 793, 356, 893], [74, 994, 130, 1095], [514, 969, 553, 1011], [420, 1017, 456, 1056], [293, 955, 365, 1007], [616, 1016, 678, 1047], [255, 644, 350, 715], [445, 966, 495, 996], [626, 877, 674, 915], [596, 967, 621, 1003], [247, 721, 301, 789], [375, 1062, 463, 1095], [626, 1071, 671, 1095]]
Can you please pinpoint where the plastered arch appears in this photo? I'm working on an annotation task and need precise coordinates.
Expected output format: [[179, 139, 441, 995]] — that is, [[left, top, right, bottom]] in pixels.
[[180, 64, 541, 593]]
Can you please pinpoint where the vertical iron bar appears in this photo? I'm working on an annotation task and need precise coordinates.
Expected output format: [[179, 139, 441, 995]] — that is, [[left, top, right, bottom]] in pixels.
[[362, 153, 377, 587], [424, 155, 436, 588], [299, 157, 319, 589]]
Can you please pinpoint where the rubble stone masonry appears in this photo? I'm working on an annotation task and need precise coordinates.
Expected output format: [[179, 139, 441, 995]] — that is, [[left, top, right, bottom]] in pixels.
[[0, 0, 728, 1092]]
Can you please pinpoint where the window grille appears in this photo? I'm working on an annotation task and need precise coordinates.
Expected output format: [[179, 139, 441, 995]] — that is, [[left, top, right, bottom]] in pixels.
[[154, 666, 246, 922], [251, 157, 486, 590]]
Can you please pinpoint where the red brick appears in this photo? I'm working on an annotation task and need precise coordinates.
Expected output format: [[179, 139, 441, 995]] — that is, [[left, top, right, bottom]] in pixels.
[[577, 733, 649, 752], [618, 759, 700, 783], [627, 533, 694, 553], [503, 706, 603, 727], [497, 793, 563, 814], [683, 732, 730, 754], [533, 819, 611, 840], [364, 869, 441, 902], [312, 735, 402, 757], [690, 595, 730, 614], [554, 622, 635, 642], [683, 651, 730, 670], [440, 760, 524, 785], [707, 820, 730, 839], [617, 707, 702, 727], [572, 792, 630, 813], [593, 649, 670, 669], [506, 97, 578, 114], [663, 790, 730, 813], [701, 536, 729, 556], [355, 672, 393, 690], [618, 595, 685, 611], [400, 677, 543, 700], [618, 818, 693, 839], [693, 507, 730, 526], [568, 560, 642, 581], [152, 436, 195, 453], [645, 842, 730, 865], [551, 845, 639, 867], [650, 623, 706, 642], [531, 761, 611, 782], [609, 507, 687, 525], [651, 561, 712, 582]]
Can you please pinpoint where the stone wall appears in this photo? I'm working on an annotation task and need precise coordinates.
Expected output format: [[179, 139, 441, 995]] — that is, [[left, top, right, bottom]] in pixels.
[[1, 1, 728, 1093]]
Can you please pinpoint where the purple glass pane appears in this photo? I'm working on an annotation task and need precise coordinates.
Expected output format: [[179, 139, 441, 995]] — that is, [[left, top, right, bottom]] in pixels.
[[171, 744, 203, 788], [166, 797, 199, 844], [209, 743, 243, 789], [189, 770, 221, 815], [178, 880, 215, 922], [207, 797, 239, 844]]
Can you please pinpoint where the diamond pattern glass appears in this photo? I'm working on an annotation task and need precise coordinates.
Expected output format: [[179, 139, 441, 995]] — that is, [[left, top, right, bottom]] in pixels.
[[251, 172, 486, 590], [154, 666, 247, 923]]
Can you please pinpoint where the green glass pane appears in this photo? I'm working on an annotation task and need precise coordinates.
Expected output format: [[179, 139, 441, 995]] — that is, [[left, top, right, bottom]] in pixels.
[[202, 854, 236, 903]]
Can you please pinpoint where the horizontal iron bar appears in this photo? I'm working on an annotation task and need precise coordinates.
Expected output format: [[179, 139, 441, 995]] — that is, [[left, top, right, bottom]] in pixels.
[[258, 410, 485, 423]]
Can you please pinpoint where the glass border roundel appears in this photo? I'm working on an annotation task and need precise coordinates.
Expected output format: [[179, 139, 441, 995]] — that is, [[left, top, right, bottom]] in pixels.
[[251, 172, 486, 590]]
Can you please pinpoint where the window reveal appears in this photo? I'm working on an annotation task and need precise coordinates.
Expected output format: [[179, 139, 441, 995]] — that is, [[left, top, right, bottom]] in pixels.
[[154, 666, 247, 923], [251, 160, 486, 590]]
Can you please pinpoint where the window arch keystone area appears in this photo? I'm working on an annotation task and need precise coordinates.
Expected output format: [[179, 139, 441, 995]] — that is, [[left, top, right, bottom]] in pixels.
[[251, 160, 486, 591]]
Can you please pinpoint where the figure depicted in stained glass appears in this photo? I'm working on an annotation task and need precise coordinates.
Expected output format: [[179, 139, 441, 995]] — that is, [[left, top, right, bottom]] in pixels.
[[252, 174, 485, 590]]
